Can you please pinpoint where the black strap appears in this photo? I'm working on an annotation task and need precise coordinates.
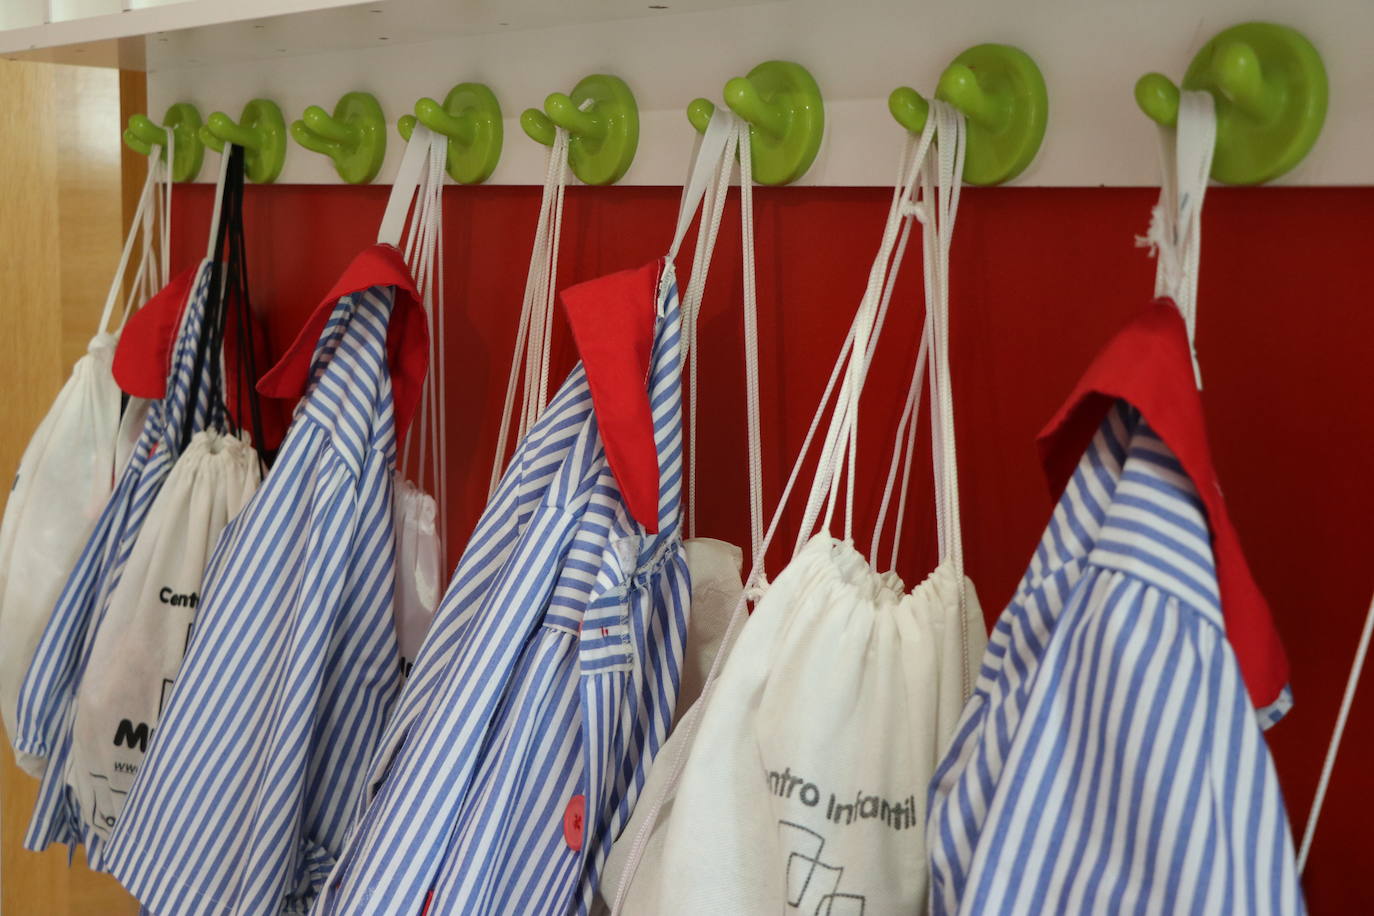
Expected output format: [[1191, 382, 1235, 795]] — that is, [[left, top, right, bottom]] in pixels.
[[178, 149, 237, 453], [178, 146, 271, 467]]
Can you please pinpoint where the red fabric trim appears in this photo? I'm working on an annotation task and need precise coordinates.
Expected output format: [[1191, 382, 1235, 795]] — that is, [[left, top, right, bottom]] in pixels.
[[113, 265, 199, 399], [1037, 299, 1290, 712], [257, 244, 428, 445], [561, 261, 661, 533]]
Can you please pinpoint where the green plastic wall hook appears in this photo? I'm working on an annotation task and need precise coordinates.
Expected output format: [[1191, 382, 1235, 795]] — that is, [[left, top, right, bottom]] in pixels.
[[889, 44, 1048, 186], [123, 102, 204, 182], [688, 60, 824, 186], [398, 82, 503, 184], [198, 99, 287, 184], [291, 91, 386, 184], [520, 74, 638, 186], [1135, 22, 1327, 184]]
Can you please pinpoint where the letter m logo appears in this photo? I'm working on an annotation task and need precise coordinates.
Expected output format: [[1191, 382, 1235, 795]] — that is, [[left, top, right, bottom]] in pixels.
[[113, 719, 150, 752]]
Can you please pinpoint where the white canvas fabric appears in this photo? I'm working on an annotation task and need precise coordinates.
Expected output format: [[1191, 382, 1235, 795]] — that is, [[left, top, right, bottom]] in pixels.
[[674, 537, 744, 725], [392, 475, 440, 675], [0, 339, 122, 777], [593, 536, 744, 915], [613, 102, 986, 915], [65, 428, 260, 843], [0, 159, 171, 777]]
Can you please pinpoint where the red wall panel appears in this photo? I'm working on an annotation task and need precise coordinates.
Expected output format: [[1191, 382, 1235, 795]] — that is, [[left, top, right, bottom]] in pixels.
[[169, 182, 1374, 913]]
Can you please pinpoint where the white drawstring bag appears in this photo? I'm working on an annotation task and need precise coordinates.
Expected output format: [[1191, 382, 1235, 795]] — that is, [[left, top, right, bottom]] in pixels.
[[0, 157, 171, 777], [612, 102, 986, 916], [675, 538, 745, 724], [392, 478, 441, 675], [65, 427, 260, 844]]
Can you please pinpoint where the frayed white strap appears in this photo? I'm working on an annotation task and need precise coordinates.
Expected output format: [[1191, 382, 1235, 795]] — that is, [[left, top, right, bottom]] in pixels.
[[1138, 90, 1214, 388]]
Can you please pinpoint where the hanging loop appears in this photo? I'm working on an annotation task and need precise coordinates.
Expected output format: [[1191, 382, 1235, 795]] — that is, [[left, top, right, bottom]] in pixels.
[[124, 103, 204, 182], [1135, 21, 1327, 184], [688, 60, 824, 185], [198, 98, 287, 184], [291, 91, 387, 184], [399, 82, 503, 184], [889, 43, 1047, 185], [520, 74, 638, 185]]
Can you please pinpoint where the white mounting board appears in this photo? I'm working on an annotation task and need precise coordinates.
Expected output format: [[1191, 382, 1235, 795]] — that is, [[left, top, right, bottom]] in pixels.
[[7, 0, 1373, 186]]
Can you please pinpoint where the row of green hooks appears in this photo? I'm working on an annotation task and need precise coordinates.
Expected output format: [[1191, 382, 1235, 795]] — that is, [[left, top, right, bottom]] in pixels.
[[122, 90, 503, 187], [120, 21, 1326, 189]]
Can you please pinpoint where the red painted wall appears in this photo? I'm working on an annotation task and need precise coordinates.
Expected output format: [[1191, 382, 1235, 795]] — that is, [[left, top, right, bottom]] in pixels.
[[170, 182, 1374, 913]]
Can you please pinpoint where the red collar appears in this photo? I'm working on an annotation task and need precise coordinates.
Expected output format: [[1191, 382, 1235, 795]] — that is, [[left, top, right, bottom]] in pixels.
[[113, 264, 200, 399], [1037, 299, 1289, 713], [257, 244, 428, 445], [560, 260, 662, 533], [112, 263, 293, 450], [113, 248, 427, 451]]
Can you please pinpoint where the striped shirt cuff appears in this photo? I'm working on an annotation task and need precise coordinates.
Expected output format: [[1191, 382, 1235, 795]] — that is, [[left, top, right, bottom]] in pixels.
[[1257, 684, 1294, 731]]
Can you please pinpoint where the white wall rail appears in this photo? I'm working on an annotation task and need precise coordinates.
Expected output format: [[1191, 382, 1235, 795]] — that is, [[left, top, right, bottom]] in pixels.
[[4, 0, 1370, 186]]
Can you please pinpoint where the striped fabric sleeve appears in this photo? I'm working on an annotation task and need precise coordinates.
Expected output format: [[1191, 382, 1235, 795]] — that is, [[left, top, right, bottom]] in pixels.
[[930, 570, 1304, 916]]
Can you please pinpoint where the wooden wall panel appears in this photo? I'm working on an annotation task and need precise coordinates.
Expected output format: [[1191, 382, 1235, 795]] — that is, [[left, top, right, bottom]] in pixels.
[[0, 57, 139, 916]]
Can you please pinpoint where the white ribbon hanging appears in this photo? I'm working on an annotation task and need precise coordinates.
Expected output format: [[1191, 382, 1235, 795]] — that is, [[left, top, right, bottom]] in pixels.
[[1139, 90, 1215, 388]]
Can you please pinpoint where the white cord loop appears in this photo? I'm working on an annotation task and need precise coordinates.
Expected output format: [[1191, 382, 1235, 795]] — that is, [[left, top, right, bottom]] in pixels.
[[738, 126, 765, 576], [677, 109, 739, 540], [670, 109, 766, 586], [488, 124, 574, 495], [102, 138, 175, 335]]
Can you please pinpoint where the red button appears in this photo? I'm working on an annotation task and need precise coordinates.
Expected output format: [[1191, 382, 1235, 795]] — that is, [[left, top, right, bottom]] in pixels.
[[563, 794, 586, 851]]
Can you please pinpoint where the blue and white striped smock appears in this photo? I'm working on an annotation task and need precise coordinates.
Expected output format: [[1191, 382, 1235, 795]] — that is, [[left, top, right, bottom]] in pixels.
[[16, 261, 215, 865], [927, 403, 1303, 915], [103, 268, 414, 915], [316, 262, 690, 916]]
